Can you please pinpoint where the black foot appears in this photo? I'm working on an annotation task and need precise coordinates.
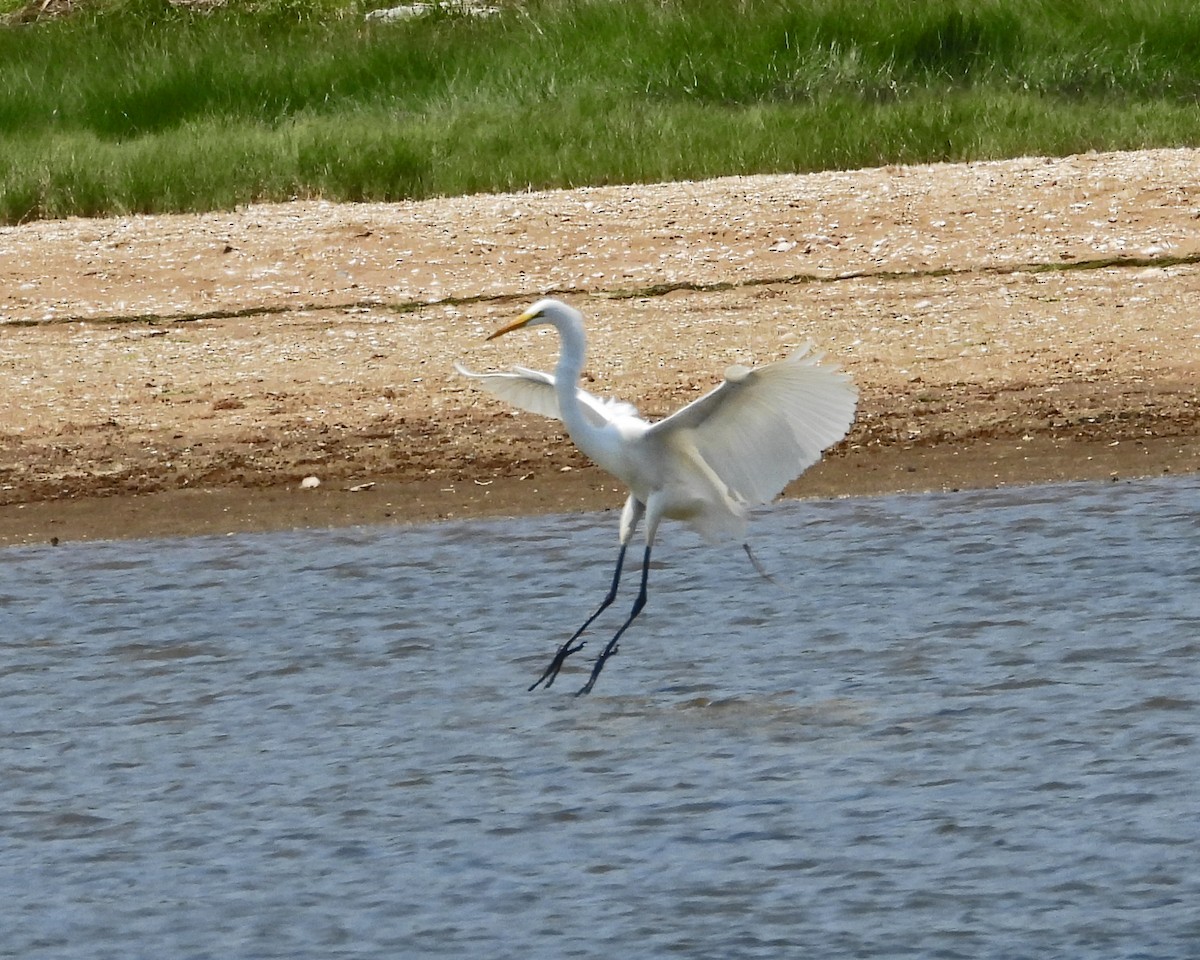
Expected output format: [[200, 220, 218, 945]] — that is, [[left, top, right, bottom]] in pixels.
[[528, 639, 587, 691], [575, 644, 619, 696]]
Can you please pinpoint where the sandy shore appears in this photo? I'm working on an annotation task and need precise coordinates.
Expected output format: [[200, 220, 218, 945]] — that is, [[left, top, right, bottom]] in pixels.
[[2, 149, 1198, 546]]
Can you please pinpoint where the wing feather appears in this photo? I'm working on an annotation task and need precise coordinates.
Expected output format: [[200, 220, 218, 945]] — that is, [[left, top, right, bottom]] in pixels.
[[647, 343, 857, 505], [454, 363, 640, 427]]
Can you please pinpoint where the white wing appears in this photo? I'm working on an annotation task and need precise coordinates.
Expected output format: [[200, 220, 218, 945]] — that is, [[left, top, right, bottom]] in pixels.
[[454, 363, 641, 428], [647, 343, 857, 505]]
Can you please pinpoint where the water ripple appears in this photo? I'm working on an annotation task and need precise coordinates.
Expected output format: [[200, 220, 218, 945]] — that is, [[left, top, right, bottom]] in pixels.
[[1, 475, 1198, 958]]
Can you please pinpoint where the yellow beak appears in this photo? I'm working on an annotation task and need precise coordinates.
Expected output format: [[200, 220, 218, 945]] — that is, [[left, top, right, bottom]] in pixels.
[[486, 309, 539, 341]]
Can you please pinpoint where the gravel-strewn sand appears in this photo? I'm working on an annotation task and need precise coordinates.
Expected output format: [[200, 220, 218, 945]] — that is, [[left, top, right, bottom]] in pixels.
[[2, 149, 1198, 545]]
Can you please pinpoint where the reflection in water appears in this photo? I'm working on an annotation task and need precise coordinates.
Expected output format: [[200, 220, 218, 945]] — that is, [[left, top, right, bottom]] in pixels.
[[2, 477, 1199, 958]]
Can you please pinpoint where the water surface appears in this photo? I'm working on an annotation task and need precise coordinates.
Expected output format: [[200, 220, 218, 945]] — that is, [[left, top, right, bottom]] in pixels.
[[3, 477, 1199, 958]]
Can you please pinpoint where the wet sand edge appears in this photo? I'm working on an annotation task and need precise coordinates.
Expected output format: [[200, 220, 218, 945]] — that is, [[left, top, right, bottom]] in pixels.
[[3, 432, 1192, 547]]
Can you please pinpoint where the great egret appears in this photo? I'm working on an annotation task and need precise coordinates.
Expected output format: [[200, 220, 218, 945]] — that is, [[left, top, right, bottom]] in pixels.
[[457, 298, 857, 694]]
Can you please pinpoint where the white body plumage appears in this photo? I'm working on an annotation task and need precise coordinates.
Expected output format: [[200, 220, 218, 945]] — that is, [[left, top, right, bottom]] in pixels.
[[457, 298, 858, 693], [457, 298, 857, 545]]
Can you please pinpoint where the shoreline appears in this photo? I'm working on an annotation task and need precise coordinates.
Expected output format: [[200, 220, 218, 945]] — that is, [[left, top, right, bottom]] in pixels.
[[2, 433, 1193, 547]]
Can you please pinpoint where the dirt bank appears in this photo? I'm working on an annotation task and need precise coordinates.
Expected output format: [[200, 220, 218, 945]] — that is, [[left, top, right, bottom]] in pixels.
[[2, 149, 1198, 545]]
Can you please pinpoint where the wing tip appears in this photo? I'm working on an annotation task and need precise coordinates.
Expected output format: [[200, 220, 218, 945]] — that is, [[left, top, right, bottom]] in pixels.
[[785, 340, 828, 367]]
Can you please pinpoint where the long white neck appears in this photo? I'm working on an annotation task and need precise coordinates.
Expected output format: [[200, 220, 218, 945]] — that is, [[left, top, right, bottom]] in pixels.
[[549, 312, 599, 443]]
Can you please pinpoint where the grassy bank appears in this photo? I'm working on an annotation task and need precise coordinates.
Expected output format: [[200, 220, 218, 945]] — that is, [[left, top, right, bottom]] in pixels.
[[2, 0, 1199, 223]]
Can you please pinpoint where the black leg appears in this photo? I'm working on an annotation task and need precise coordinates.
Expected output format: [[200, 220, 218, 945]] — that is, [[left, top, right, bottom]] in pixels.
[[528, 544, 628, 691], [577, 544, 652, 696], [743, 542, 775, 583]]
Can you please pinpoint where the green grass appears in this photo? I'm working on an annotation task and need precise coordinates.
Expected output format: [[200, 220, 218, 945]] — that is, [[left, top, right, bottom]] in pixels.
[[2, 0, 1199, 223]]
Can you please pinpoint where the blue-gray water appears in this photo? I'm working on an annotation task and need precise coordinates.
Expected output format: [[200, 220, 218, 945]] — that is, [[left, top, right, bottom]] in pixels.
[[3, 476, 1199, 959]]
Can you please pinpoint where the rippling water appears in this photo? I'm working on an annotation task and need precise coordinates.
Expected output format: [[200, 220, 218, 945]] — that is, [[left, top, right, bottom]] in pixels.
[[3, 476, 1199, 958]]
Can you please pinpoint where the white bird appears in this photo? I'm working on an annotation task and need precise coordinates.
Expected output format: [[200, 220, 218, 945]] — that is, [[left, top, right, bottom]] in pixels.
[[457, 298, 857, 694]]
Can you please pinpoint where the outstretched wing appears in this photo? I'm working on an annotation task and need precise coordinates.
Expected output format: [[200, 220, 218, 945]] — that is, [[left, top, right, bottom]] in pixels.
[[454, 363, 641, 428], [454, 363, 562, 420], [647, 343, 857, 505]]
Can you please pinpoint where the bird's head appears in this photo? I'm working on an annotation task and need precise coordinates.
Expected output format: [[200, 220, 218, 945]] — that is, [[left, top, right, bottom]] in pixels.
[[487, 298, 580, 341]]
